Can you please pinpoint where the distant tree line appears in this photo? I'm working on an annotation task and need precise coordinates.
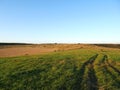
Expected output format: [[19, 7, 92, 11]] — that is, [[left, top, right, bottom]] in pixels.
[[0, 43, 32, 46], [94, 44, 120, 49]]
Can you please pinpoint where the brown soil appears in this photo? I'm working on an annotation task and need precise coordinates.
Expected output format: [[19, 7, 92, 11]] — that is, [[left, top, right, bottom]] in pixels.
[[0, 46, 57, 57], [0, 44, 116, 57]]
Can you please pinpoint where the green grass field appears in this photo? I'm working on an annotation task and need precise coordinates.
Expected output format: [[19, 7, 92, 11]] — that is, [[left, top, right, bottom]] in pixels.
[[0, 48, 120, 90]]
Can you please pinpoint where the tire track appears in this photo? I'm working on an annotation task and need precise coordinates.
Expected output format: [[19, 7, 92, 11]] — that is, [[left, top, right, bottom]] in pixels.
[[102, 55, 120, 75], [99, 55, 112, 89], [87, 61, 98, 90], [107, 61, 120, 75], [86, 54, 99, 90], [100, 55, 120, 89], [73, 54, 98, 90], [104, 66, 120, 88]]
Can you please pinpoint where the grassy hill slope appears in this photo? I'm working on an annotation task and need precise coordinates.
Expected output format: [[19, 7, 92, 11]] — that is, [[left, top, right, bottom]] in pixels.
[[0, 47, 120, 90]]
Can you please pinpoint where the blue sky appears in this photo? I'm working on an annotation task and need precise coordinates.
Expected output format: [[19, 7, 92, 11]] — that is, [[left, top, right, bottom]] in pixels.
[[0, 0, 120, 43]]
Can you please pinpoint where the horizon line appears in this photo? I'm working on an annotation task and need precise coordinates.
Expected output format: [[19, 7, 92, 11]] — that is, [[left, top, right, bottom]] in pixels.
[[0, 42, 120, 44]]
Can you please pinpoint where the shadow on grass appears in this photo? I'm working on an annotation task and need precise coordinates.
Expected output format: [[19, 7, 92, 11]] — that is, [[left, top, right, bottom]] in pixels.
[[1, 64, 52, 90], [4, 69, 43, 90]]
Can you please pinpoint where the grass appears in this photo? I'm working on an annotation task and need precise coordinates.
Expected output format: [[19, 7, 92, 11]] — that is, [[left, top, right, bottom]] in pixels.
[[0, 48, 120, 90]]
